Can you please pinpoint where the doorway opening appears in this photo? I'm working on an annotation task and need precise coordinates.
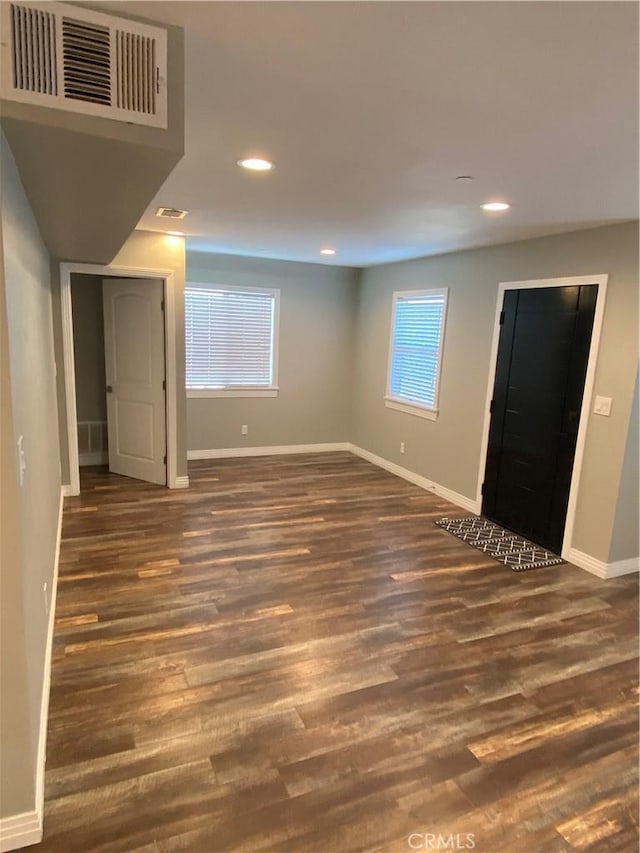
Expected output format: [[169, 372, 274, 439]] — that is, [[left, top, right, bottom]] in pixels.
[[60, 263, 181, 495], [476, 275, 608, 559]]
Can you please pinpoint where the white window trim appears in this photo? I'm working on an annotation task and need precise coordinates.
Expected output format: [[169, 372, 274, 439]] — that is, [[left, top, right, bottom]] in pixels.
[[385, 287, 448, 419], [185, 283, 280, 398], [188, 388, 279, 399], [384, 398, 438, 421]]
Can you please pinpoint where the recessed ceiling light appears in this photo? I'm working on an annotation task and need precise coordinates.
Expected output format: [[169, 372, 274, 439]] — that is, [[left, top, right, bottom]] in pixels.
[[156, 207, 188, 219], [320, 247, 336, 256], [167, 230, 184, 237], [456, 175, 475, 182], [481, 201, 511, 212], [237, 158, 274, 171]]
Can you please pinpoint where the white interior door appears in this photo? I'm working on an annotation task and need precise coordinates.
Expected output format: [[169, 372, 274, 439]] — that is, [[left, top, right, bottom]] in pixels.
[[103, 278, 166, 485]]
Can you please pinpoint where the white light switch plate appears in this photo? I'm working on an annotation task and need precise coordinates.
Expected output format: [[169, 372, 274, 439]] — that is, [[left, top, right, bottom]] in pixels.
[[17, 435, 26, 486], [593, 395, 612, 417]]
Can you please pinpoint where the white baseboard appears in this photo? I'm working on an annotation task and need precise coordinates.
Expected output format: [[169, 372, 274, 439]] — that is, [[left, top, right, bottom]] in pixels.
[[0, 812, 42, 853], [36, 488, 64, 820], [565, 548, 640, 579], [0, 490, 62, 852], [61, 483, 77, 498], [173, 475, 190, 489], [188, 442, 351, 461], [187, 444, 640, 581], [348, 446, 640, 581], [78, 451, 108, 466], [348, 444, 478, 514], [607, 556, 640, 577], [564, 548, 608, 578], [434, 482, 482, 515]]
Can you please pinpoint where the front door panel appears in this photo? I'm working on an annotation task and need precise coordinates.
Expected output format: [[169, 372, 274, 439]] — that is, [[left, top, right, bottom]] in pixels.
[[482, 285, 597, 552]]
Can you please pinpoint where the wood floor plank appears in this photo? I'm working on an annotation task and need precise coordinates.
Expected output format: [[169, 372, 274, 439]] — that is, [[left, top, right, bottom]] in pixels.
[[38, 453, 639, 852]]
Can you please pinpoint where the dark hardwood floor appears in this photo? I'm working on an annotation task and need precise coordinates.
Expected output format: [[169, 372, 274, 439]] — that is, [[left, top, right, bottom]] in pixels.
[[40, 453, 639, 852]]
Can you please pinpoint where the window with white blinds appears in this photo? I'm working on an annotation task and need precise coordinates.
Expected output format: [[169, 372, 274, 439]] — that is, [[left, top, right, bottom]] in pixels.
[[185, 286, 279, 396], [386, 288, 448, 419]]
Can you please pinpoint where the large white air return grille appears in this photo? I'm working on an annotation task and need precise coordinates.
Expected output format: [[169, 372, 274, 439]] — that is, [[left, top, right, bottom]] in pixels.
[[1, 1, 167, 128]]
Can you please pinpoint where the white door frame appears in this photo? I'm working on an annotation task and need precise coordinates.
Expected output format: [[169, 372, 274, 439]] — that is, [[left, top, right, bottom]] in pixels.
[[475, 274, 608, 560], [60, 261, 180, 495]]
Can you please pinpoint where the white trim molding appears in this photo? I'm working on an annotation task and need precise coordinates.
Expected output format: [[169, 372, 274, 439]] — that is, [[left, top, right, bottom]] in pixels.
[[384, 398, 438, 421], [187, 388, 278, 399], [349, 444, 640, 579], [566, 548, 640, 579], [2, 489, 64, 852], [476, 274, 609, 558], [174, 475, 190, 489], [607, 557, 640, 578], [0, 812, 42, 852], [188, 442, 350, 461], [60, 262, 181, 493], [36, 489, 64, 824], [349, 444, 477, 514]]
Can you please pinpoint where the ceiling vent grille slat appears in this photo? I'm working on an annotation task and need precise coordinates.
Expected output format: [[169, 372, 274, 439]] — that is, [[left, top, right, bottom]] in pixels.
[[25, 7, 33, 90], [49, 9, 58, 94], [10, 3, 57, 94], [1, 1, 167, 128], [115, 29, 155, 115], [62, 17, 111, 105]]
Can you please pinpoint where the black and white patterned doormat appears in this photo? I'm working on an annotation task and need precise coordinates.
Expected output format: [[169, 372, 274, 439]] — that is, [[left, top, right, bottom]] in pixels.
[[435, 516, 564, 571]]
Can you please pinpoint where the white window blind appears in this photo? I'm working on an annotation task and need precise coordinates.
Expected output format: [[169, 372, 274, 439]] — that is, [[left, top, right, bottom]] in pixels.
[[386, 288, 448, 413], [185, 286, 277, 391]]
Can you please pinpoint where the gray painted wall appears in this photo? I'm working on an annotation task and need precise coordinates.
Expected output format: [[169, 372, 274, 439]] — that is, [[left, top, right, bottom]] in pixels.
[[71, 275, 107, 423], [352, 222, 639, 564], [0, 202, 36, 818], [186, 252, 359, 451], [1, 130, 61, 816], [610, 372, 639, 563]]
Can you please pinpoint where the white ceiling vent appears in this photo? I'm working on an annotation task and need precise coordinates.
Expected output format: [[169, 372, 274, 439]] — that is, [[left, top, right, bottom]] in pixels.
[[156, 207, 187, 219], [1, 1, 167, 128]]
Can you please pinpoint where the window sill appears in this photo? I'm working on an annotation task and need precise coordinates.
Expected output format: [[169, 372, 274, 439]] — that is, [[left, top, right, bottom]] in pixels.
[[384, 397, 438, 421], [187, 388, 279, 399]]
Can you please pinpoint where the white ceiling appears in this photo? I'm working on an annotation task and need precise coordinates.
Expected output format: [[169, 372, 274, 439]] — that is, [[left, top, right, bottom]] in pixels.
[[100, 1, 638, 267]]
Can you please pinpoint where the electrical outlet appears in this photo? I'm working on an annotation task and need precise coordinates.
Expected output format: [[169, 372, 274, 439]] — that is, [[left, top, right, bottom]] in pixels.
[[241, 424, 249, 435], [400, 441, 405, 454]]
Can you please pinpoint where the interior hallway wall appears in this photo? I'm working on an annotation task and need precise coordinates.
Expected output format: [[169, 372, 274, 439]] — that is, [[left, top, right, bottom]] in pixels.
[[351, 222, 639, 565], [0, 201, 36, 822], [0, 129, 61, 822], [609, 371, 639, 563], [71, 274, 107, 423], [70, 274, 108, 465], [186, 252, 359, 452]]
